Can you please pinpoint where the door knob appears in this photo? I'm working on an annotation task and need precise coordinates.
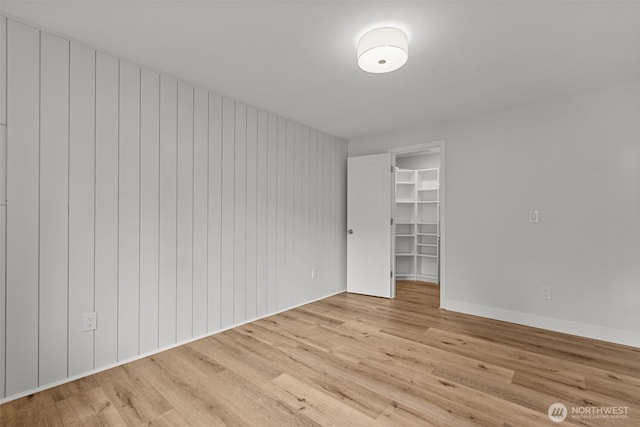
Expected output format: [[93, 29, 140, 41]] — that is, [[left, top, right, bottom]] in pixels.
[[347, 229, 353, 235]]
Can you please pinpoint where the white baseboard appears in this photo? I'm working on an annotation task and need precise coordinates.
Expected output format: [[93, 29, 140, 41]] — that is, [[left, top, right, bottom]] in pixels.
[[442, 299, 640, 348], [0, 289, 346, 405]]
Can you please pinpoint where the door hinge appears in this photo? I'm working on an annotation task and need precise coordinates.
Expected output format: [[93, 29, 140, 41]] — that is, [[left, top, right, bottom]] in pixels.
[[391, 271, 393, 278], [390, 218, 394, 226], [391, 165, 394, 173]]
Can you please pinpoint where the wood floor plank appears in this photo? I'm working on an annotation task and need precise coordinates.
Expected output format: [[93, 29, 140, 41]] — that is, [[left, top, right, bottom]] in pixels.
[[375, 401, 445, 427], [130, 355, 230, 427], [147, 408, 192, 427], [359, 355, 557, 427], [93, 364, 174, 425], [1, 281, 638, 426], [48, 376, 101, 403], [229, 328, 393, 418], [188, 334, 282, 387], [407, 326, 590, 388], [513, 370, 640, 415], [431, 361, 555, 416], [584, 371, 640, 405], [262, 373, 374, 427], [81, 387, 128, 427], [55, 395, 104, 427]]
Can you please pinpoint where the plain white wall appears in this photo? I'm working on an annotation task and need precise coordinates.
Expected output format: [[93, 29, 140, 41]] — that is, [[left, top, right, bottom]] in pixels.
[[0, 16, 347, 401], [351, 81, 640, 347], [396, 153, 440, 170]]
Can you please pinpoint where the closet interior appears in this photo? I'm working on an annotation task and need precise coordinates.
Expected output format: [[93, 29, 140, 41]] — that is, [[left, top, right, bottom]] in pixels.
[[394, 151, 440, 283]]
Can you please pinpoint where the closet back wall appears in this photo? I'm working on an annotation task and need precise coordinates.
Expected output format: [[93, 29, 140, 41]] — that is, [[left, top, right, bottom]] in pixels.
[[0, 17, 347, 400]]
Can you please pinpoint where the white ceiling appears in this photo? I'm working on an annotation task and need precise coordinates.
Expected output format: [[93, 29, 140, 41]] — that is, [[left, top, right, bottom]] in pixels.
[[3, 1, 640, 140]]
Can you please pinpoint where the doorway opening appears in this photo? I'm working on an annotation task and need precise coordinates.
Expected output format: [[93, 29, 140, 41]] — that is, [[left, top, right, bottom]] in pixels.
[[390, 141, 445, 306]]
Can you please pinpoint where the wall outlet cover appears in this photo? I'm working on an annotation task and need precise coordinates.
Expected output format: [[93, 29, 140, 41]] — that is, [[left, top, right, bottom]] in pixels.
[[541, 286, 552, 300], [83, 312, 97, 331], [529, 210, 540, 223]]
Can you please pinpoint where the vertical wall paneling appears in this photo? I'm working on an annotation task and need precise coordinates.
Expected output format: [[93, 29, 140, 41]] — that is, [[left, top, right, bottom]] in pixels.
[[316, 132, 323, 293], [1, 17, 6, 125], [117, 60, 141, 360], [39, 32, 69, 385], [158, 75, 178, 347], [327, 135, 335, 292], [233, 102, 247, 323], [94, 52, 119, 368], [0, 17, 4, 202], [176, 82, 194, 342], [322, 134, 331, 294], [302, 127, 311, 304], [338, 142, 347, 290], [309, 130, 319, 300], [0, 206, 5, 398], [324, 135, 331, 292], [266, 114, 278, 313], [285, 121, 295, 309], [0, 128, 4, 399], [207, 93, 223, 332], [139, 68, 160, 354], [68, 42, 95, 376], [192, 87, 208, 337], [293, 124, 303, 305], [0, 5, 5, 382], [0, 25, 5, 386], [275, 117, 286, 310], [0, 124, 5, 204], [255, 110, 268, 317], [1, 17, 348, 400], [325, 135, 333, 291], [330, 138, 339, 292], [245, 106, 258, 320], [6, 20, 40, 395], [329, 137, 337, 292], [220, 97, 235, 327], [307, 130, 315, 299]]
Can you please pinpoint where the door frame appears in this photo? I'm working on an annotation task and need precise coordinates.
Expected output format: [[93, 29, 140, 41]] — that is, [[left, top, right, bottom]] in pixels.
[[389, 140, 446, 308]]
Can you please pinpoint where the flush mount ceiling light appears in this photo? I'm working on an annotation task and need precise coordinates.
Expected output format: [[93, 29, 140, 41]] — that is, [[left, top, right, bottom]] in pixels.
[[357, 27, 408, 73]]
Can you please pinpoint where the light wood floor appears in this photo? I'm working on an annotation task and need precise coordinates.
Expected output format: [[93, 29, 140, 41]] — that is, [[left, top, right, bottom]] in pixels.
[[1, 281, 639, 426]]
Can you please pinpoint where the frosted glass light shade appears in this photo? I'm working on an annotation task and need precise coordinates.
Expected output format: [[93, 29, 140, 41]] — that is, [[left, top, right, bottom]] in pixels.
[[357, 27, 408, 73]]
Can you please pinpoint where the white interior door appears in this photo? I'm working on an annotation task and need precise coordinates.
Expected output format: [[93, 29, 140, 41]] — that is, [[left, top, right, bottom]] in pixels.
[[347, 153, 394, 298]]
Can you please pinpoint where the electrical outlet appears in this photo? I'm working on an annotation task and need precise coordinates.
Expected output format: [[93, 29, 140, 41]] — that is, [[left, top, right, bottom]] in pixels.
[[311, 267, 317, 279], [83, 312, 97, 331], [529, 210, 540, 223], [541, 286, 552, 300]]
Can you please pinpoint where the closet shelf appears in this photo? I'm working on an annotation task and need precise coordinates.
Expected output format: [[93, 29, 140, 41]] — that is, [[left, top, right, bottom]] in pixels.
[[394, 167, 440, 282]]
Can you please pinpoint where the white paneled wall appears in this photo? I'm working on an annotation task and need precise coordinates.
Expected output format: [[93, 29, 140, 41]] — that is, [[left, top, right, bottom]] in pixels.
[[39, 31, 70, 387], [68, 41, 96, 377], [0, 16, 7, 401], [6, 18, 40, 396], [0, 17, 347, 401], [94, 51, 119, 369], [139, 68, 161, 354]]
